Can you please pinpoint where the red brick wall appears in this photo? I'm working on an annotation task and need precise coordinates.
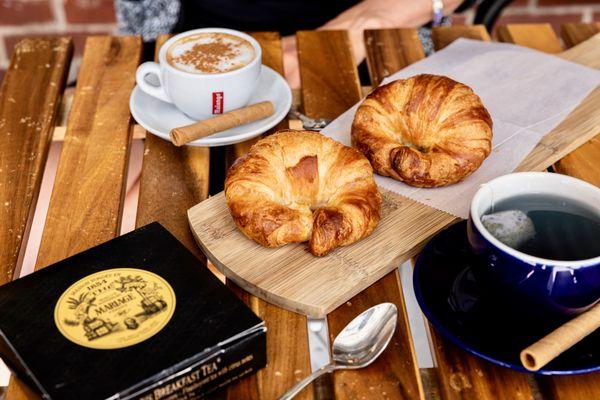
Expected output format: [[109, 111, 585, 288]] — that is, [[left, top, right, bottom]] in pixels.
[[0, 0, 117, 83], [495, 0, 600, 35], [1, 0, 599, 82], [454, 0, 600, 33]]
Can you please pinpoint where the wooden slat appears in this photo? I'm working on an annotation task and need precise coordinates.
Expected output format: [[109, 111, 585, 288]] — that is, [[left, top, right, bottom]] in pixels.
[[224, 32, 312, 400], [136, 137, 210, 256], [228, 32, 287, 163], [33, 36, 141, 267], [431, 25, 490, 50], [540, 374, 600, 400], [559, 33, 600, 69], [497, 24, 562, 53], [54, 123, 144, 141], [431, 332, 534, 400], [0, 38, 72, 283], [225, 283, 312, 400], [364, 28, 425, 86], [501, 23, 600, 400], [561, 23, 600, 48], [427, 27, 535, 400], [296, 29, 423, 399], [136, 34, 209, 259], [297, 30, 362, 119], [6, 35, 142, 400], [329, 271, 425, 399], [551, 135, 600, 186], [553, 27, 600, 187]]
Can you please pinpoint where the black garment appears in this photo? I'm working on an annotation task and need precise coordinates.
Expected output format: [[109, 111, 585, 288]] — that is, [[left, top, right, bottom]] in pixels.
[[175, 0, 361, 35]]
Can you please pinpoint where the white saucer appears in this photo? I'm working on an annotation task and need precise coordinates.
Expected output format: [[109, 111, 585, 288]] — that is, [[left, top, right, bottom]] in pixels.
[[129, 65, 292, 147]]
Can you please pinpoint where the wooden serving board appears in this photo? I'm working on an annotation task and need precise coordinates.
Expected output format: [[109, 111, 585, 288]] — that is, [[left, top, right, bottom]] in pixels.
[[188, 34, 600, 317]]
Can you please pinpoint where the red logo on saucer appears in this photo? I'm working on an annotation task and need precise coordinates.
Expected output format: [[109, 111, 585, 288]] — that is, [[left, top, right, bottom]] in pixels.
[[212, 92, 224, 114]]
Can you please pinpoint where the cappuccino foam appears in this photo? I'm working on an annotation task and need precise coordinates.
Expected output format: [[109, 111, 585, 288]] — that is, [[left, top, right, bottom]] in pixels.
[[167, 33, 255, 74]]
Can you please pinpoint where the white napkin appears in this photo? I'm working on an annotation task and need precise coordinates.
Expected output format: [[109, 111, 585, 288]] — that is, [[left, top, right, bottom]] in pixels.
[[321, 39, 600, 218]]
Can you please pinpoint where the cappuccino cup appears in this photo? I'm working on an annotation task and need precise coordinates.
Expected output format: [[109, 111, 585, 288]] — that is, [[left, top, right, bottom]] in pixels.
[[135, 28, 262, 120]]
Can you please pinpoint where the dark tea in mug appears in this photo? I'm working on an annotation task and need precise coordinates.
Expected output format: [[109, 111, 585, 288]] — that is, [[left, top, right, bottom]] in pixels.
[[482, 194, 600, 261]]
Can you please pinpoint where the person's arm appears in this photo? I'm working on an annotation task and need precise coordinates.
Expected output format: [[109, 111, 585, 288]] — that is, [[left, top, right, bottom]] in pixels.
[[283, 0, 463, 87]]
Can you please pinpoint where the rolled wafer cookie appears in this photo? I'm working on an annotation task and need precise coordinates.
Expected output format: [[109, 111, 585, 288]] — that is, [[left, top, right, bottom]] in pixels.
[[521, 302, 600, 371], [170, 101, 274, 146]]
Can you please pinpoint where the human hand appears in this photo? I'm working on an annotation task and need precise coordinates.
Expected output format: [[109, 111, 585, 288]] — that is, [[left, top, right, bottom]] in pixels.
[[282, 35, 301, 89], [321, 0, 464, 63], [282, 0, 464, 88]]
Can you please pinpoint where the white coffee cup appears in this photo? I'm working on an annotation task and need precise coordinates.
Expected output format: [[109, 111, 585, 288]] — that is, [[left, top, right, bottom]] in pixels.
[[135, 28, 262, 120]]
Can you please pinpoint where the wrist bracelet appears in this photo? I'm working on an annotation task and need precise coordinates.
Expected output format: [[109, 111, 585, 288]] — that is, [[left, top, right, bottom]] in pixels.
[[432, 0, 444, 26]]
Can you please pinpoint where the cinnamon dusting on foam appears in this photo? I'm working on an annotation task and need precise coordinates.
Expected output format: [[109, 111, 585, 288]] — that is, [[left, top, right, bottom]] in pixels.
[[166, 33, 255, 74]]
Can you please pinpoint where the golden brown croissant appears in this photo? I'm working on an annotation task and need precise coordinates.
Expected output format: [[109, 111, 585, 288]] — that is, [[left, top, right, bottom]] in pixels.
[[352, 74, 493, 187], [225, 130, 381, 256]]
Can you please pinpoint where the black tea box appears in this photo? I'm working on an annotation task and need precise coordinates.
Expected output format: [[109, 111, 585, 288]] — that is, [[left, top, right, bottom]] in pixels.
[[0, 222, 266, 399]]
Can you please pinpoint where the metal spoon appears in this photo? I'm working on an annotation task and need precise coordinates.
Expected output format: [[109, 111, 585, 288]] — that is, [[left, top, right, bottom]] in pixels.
[[278, 303, 398, 400], [287, 110, 331, 130]]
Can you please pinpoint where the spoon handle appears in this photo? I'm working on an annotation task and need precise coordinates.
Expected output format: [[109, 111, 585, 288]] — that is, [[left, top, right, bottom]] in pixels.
[[278, 364, 336, 400]]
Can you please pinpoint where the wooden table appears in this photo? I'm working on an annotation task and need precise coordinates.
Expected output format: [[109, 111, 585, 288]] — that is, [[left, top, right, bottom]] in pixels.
[[1, 22, 599, 400]]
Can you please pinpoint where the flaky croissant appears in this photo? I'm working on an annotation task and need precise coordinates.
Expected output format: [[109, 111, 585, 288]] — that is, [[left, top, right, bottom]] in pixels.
[[225, 130, 381, 256], [352, 74, 493, 187]]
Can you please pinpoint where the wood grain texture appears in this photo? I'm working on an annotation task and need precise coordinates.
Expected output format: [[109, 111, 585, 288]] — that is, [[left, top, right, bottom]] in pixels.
[[296, 30, 362, 119], [223, 32, 313, 400], [430, 330, 534, 400], [6, 35, 141, 400], [328, 271, 424, 399], [553, 29, 600, 187], [431, 25, 490, 50], [136, 34, 209, 259], [137, 134, 210, 256], [225, 283, 312, 400], [540, 374, 600, 400], [559, 33, 600, 69], [189, 188, 452, 317], [561, 23, 600, 48], [0, 38, 72, 284], [363, 28, 425, 86], [497, 24, 562, 53], [502, 24, 600, 400], [427, 26, 535, 400], [33, 36, 141, 268], [551, 135, 600, 187], [228, 32, 288, 166]]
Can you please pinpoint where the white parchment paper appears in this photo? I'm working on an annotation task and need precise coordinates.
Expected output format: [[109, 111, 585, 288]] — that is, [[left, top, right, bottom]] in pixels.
[[321, 39, 600, 218]]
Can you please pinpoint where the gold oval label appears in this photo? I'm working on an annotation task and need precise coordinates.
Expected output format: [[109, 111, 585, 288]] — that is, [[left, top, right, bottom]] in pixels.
[[54, 268, 175, 350]]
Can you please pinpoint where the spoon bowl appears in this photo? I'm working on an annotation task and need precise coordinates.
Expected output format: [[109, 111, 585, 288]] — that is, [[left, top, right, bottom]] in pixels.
[[279, 303, 398, 399], [333, 302, 398, 368]]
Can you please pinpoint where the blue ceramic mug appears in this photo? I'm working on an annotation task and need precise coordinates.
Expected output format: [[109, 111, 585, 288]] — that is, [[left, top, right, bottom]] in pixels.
[[467, 172, 600, 317]]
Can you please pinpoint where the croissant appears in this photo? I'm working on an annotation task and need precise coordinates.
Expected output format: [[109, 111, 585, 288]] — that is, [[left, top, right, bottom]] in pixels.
[[352, 74, 493, 187], [225, 130, 381, 256]]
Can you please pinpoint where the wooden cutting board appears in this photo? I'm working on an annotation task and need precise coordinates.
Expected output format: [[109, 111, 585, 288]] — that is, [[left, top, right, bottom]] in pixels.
[[188, 35, 600, 317]]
